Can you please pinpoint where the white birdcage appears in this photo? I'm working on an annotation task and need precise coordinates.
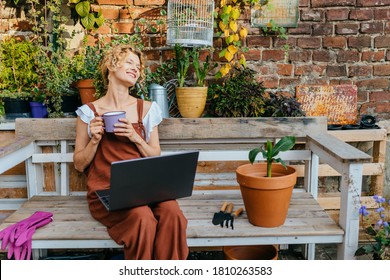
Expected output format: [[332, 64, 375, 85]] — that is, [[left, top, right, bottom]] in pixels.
[[167, 0, 214, 47]]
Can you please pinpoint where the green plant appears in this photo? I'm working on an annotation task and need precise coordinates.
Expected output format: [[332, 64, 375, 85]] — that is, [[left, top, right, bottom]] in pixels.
[[174, 45, 191, 88], [0, 38, 40, 99], [68, 0, 104, 31], [191, 48, 217, 87], [72, 43, 104, 81], [356, 195, 390, 260], [249, 136, 296, 178], [206, 66, 267, 117]]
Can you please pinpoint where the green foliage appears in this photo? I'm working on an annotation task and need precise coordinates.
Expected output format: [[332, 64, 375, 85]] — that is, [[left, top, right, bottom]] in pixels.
[[191, 48, 217, 87], [72, 44, 104, 81], [68, 0, 104, 31], [0, 38, 40, 99], [249, 136, 296, 177], [207, 67, 267, 117], [174, 45, 191, 87]]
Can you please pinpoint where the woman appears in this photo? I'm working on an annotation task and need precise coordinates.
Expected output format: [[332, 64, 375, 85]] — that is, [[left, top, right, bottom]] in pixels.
[[73, 44, 188, 260]]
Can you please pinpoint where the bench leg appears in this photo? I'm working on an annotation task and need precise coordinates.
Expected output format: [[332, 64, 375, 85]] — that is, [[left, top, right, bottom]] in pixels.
[[32, 249, 47, 260], [337, 163, 363, 260]]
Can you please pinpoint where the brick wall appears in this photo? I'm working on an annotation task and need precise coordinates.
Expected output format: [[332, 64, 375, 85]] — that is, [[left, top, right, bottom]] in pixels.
[[1, 0, 389, 120]]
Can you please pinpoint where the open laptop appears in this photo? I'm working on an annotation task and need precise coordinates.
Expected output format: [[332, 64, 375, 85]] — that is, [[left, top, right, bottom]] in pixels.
[[95, 151, 199, 211]]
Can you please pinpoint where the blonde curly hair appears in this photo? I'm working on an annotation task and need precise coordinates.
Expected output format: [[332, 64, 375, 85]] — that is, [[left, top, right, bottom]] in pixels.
[[100, 44, 145, 91]]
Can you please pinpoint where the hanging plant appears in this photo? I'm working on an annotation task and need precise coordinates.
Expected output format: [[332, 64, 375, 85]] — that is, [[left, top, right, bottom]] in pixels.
[[68, 0, 104, 31]]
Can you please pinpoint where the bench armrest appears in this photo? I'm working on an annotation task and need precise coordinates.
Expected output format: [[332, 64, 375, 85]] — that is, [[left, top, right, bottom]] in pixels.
[[0, 136, 34, 174]]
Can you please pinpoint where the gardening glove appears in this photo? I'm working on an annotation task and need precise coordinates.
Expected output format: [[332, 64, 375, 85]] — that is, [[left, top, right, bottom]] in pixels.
[[0, 211, 53, 260]]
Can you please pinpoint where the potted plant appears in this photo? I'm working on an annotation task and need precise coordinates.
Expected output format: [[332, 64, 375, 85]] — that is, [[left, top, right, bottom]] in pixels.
[[0, 37, 40, 118], [236, 136, 297, 227], [174, 45, 216, 118], [72, 43, 104, 104], [29, 87, 48, 118], [355, 195, 390, 260]]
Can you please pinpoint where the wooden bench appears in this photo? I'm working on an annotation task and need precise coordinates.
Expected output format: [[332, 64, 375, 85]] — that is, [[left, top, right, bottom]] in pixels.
[[0, 117, 372, 259]]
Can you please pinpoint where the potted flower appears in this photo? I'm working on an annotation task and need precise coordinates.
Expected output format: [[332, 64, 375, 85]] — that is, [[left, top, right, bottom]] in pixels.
[[174, 45, 216, 118], [29, 87, 48, 118], [0, 37, 40, 118], [236, 136, 297, 227], [72, 43, 104, 104], [355, 195, 390, 260]]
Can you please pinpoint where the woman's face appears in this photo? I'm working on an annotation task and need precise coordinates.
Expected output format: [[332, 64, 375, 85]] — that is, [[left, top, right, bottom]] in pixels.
[[110, 51, 141, 87]]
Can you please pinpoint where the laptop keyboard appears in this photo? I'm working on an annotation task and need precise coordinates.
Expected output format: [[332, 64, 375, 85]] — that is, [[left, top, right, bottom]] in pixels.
[[100, 195, 110, 208]]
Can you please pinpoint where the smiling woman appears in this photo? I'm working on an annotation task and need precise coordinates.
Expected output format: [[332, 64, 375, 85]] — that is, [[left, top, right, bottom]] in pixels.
[[72, 44, 189, 260]]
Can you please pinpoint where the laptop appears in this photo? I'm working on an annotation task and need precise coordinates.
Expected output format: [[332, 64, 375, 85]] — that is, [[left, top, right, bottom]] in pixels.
[[95, 151, 199, 211]]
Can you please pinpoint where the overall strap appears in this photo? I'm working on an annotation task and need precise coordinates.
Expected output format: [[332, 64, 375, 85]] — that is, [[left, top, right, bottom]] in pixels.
[[86, 102, 99, 117], [136, 99, 146, 139]]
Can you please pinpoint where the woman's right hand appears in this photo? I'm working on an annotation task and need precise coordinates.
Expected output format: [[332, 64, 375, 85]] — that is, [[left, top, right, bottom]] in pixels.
[[90, 117, 105, 143]]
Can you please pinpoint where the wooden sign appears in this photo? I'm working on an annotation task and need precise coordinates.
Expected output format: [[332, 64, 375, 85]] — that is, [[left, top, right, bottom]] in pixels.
[[251, 0, 299, 28], [296, 85, 358, 125]]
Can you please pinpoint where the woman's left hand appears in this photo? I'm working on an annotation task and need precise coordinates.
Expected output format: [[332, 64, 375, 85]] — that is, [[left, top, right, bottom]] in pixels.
[[114, 118, 142, 144]]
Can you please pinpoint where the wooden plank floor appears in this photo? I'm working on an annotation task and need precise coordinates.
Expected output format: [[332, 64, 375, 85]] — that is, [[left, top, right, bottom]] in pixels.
[[0, 190, 344, 248]]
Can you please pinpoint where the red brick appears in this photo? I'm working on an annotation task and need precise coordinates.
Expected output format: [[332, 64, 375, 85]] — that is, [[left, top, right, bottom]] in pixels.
[[375, 102, 390, 114], [385, 22, 390, 33], [287, 23, 311, 35], [323, 36, 347, 48], [276, 64, 293, 76], [374, 8, 390, 20], [312, 23, 333, 35], [150, 35, 166, 47], [299, 0, 310, 7], [288, 51, 311, 62], [329, 79, 353, 85], [244, 49, 261, 61], [356, 78, 390, 90], [374, 36, 390, 48], [274, 37, 296, 48], [297, 38, 321, 49], [335, 23, 359, 34], [312, 0, 356, 7], [300, 78, 329, 85], [356, 0, 390, 7], [295, 65, 326, 76], [12, 20, 33, 31], [370, 91, 390, 102], [100, 8, 120, 20], [357, 90, 369, 102], [373, 64, 390, 75], [362, 51, 385, 62], [112, 22, 135, 34], [387, 50, 390, 61], [326, 65, 347, 77], [134, 0, 165, 5], [279, 78, 300, 88], [348, 65, 372, 77], [97, 0, 130, 5], [143, 49, 161, 60], [262, 50, 285, 61], [349, 9, 374, 21], [313, 50, 333, 62], [300, 10, 323, 21], [256, 76, 279, 89], [161, 49, 175, 61], [247, 36, 271, 48], [360, 22, 384, 34], [119, 7, 155, 19], [326, 9, 350, 21], [94, 24, 111, 35], [337, 50, 360, 63], [348, 36, 372, 48]]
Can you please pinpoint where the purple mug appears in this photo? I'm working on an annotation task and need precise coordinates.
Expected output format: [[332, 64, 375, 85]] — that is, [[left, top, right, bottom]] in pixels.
[[102, 111, 126, 133]]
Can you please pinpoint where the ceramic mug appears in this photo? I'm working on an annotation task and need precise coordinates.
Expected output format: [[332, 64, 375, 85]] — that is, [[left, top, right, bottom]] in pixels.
[[102, 111, 126, 133]]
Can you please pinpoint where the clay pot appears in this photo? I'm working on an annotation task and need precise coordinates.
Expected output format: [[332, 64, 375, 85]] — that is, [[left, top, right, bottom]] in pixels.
[[76, 79, 96, 104], [236, 163, 297, 227], [223, 245, 278, 260]]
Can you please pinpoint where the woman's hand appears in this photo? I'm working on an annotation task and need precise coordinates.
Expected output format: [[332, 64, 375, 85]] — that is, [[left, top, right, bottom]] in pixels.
[[114, 118, 143, 144], [90, 117, 105, 143]]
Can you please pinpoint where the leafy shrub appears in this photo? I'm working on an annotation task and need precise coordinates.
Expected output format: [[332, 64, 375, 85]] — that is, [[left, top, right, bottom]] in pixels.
[[263, 93, 306, 117], [207, 67, 267, 117]]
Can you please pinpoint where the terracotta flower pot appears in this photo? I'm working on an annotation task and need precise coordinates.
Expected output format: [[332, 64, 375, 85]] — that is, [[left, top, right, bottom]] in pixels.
[[76, 79, 96, 104], [236, 163, 297, 227], [223, 245, 278, 260], [175, 87, 207, 118]]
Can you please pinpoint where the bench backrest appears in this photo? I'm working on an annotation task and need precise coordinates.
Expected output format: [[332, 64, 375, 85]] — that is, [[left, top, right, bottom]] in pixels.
[[15, 117, 328, 197]]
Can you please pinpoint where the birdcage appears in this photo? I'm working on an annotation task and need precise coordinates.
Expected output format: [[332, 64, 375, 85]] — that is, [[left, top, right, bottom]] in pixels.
[[167, 0, 214, 47]]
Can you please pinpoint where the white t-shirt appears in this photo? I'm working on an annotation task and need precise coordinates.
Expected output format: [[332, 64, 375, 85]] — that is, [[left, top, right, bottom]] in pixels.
[[75, 101, 163, 143]]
